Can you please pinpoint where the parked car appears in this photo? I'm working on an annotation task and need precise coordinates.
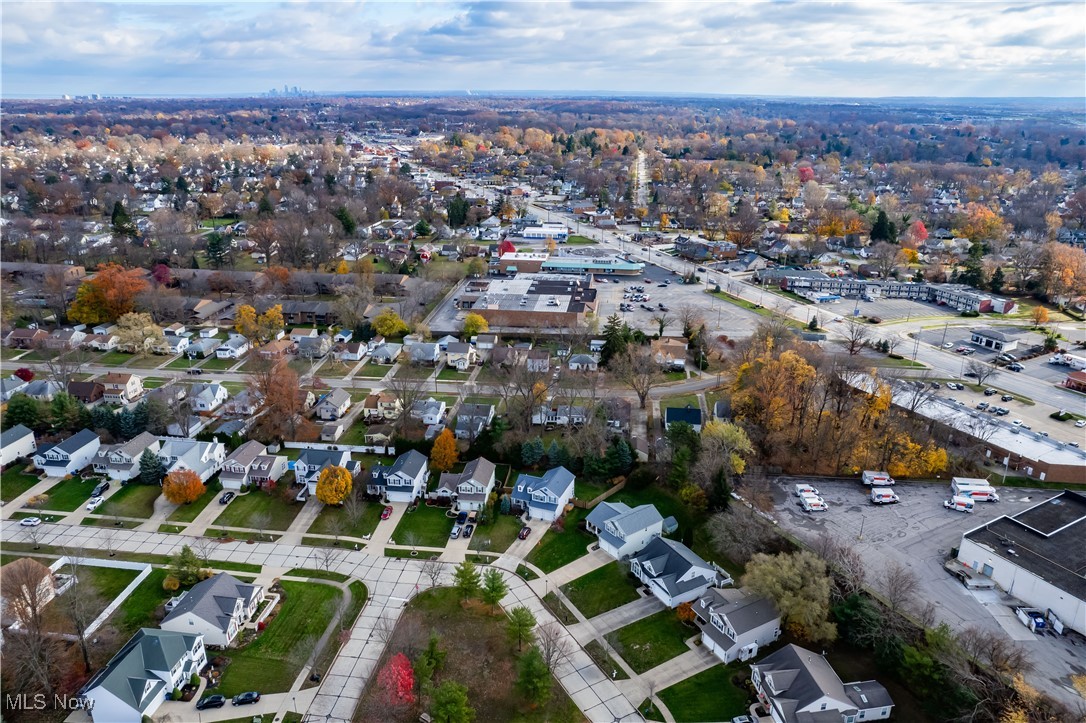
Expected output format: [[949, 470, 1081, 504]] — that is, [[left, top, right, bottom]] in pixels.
[[455, 511, 468, 525], [219, 491, 236, 505], [984, 388, 997, 396], [942, 342, 954, 349], [19, 517, 42, 527], [232, 692, 260, 706], [976, 402, 989, 410], [1000, 394, 1013, 401], [518, 526, 532, 540], [463, 524, 474, 538], [449, 525, 462, 539], [930, 381, 941, 389], [1076, 420, 1086, 428], [92, 480, 110, 497], [381, 505, 394, 520], [86, 496, 104, 512], [187, 368, 204, 375], [196, 695, 226, 710]]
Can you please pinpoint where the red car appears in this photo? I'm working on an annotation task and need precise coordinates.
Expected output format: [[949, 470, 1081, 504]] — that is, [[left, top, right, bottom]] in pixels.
[[518, 526, 532, 540], [381, 506, 394, 521]]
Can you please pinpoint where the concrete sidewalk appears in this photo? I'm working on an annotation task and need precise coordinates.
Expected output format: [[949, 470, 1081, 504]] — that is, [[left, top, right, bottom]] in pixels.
[[616, 645, 718, 702], [278, 497, 322, 545], [538, 546, 611, 589], [572, 595, 662, 640]]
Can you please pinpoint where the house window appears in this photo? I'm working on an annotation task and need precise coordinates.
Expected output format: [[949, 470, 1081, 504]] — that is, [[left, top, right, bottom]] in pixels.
[[820, 703, 827, 711]]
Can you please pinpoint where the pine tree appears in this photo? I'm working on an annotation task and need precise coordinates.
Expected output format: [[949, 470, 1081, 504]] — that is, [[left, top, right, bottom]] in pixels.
[[453, 561, 481, 601], [205, 232, 230, 269], [480, 569, 509, 608], [521, 438, 544, 467], [870, 209, 894, 242], [600, 314, 627, 366], [516, 647, 552, 706], [989, 266, 1005, 294], [139, 449, 165, 486]]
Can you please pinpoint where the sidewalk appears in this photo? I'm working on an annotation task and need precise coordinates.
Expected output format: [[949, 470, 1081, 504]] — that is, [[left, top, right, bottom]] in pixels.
[[536, 546, 611, 590], [571, 595, 662, 640], [278, 497, 322, 545]]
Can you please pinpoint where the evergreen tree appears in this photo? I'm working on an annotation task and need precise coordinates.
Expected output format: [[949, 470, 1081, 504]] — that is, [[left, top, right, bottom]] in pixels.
[[139, 449, 166, 486], [430, 681, 474, 723], [605, 438, 633, 476], [49, 393, 83, 432], [516, 648, 552, 706], [870, 209, 894, 242], [169, 545, 203, 586], [334, 206, 357, 236], [600, 314, 628, 366], [506, 606, 537, 651], [414, 219, 432, 236], [989, 266, 1005, 294], [91, 405, 116, 435], [545, 440, 567, 467], [453, 561, 481, 601], [258, 195, 274, 216], [117, 408, 137, 440], [480, 569, 509, 607], [4, 394, 47, 432], [131, 402, 150, 435], [447, 194, 470, 228], [205, 232, 230, 269], [669, 447, 691, 488], [500, 495, 511, 515], [521, 438, 545, 467]]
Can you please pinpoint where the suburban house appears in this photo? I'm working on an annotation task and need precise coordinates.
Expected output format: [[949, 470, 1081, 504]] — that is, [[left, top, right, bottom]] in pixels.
[[585, 502, 665, 560], [435, 334, 459, 351], [510, 466, 576, 522], [92, 432, 161, 482], [215, 335, 250, 360], [410, 342, 442, 366], [33, 428, 101, 477], [526, 350, 550, 373], [315, 389, 352, 421], [433, 457, 497, 511], [664, 405, 703, 433], [154, 334, 189, 356], [601, 397, 632, 431], [0, 424, 37, 466], [445, 342, 477, 370], [294, 448, 360, 498], [454, 403, 495, 440], [297, 334, 333, 359], [410, 397, 447, 425], [751, 644, 894, 723], [219, 440, 287, 491], [0, 557, 55, 627], [651, 337, 688, 370], [334, 342, 366, 363], [368, 449, 430, 503], [629, 537, 720, 608], [22, 379, 64, 401], [189, 382, 229, 413], [4, 328, 49, 349], [364, 424, 394, 447], [185, 338, 220, 359], [362, 392, 402, 421], [369, 342, 403, 364], [80, 629, 208, 723], [81, 333, 120, 352], [156, 437, 226, 483], [695, 587, 781, 665], [258, 339, 293, 360], [0, 376, 28, 402], [43, 329, 86, 350], [290, 328, 319, 343], [567, 353, 599, 371], [532, 404, 587, 427], [102, 373, 144, 404], [67, 381, 105, 404], [159, 573, 264, 647]]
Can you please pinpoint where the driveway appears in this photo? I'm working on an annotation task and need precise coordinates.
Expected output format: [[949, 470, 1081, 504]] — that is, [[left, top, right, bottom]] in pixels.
[[494, 518, 550, 569]]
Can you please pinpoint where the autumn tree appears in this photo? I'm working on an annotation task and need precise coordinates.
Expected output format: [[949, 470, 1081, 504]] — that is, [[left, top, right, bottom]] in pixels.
[[249, 360, 316, 442], [743, 550, 836, 643], [676, 602, 696, 625], [462, 312, 489, 338], [316, 465, 353, 505], [162, 469, 203, 505], [869, 242, 905, 279], [377, 652, 416, 708], [430, 428, 459, 472], [115, 312, 164, 354], [1031, 306, 1049, 326], [68, 263, 149, 324], [373, 308, 409, 338], [610, 345, 663, 409]]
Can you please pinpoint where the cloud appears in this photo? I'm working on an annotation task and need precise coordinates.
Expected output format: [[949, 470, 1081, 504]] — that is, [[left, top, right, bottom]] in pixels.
[[1, 0, 1082, 97]]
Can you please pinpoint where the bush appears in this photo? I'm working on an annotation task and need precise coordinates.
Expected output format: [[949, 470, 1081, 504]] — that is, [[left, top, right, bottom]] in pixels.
[[627, 465, 658, 490], [960, 310, 980, 317], [190, 673, 200, 687], [162, 575, 180, 592], [171, 688, 182, 701], [888, 353, 904, 360]]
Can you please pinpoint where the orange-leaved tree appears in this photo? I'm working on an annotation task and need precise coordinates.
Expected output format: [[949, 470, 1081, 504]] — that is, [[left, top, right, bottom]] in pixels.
[[162, 469, 205, 505], [68, 263, 149, 324], [316, 465, 353, 505], [430, 428, 459, 472]]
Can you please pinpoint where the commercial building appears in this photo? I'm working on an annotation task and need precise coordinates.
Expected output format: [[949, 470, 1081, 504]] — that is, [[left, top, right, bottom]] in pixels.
[[457, 273, 597, 329], [494, 251, 644, 276]]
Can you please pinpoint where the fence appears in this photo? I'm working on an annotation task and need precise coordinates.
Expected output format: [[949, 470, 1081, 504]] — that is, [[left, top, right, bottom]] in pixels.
[[48, 556, 153, 638], [282, 441, 397, 456], [572, 478, 628, 509]]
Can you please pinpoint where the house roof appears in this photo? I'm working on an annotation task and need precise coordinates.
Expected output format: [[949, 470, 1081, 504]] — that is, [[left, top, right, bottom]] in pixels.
[[373, 449, 428, 484], [224, 440, 266, 469], [567, 354, 596, 365], [698, 587, 779, 641], [631, 537, 714, 598], [297, 448, 352, 469], [751, 644, 886, 721], [318, 389, 351, 407], [513, 466, 575, 511], [664, 406, 702, 426], [50, 429, 99, 454], [0, 424, 34, 447], [81, 629, 201, 715], [435, 456, 496, 498], [161, 573, 261, 633], [446, 342, 473, 354], [972, 327, 1013, 342]]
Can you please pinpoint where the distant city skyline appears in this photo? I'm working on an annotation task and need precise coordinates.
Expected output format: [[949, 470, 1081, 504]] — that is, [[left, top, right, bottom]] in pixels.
[[2, 1, 1084, 99]]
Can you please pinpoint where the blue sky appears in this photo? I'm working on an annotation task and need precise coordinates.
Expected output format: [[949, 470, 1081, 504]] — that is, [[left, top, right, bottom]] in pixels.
[[2, 1, 1084, 98]]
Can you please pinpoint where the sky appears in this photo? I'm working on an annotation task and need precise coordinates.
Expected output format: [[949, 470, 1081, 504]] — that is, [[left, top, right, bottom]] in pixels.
[[2, 1, 1084, 98]]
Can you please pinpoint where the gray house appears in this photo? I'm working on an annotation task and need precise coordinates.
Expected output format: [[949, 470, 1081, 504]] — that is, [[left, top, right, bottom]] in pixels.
[[629, 537, 719, 608], [433, 457, 497, 511], [510, 466, 575, 522], [454, 403, 495, 440], [695, 587, 781, 664], [585, 502, 664, 560], [368, 449, 430, 503], [160, 573, 263, 647]]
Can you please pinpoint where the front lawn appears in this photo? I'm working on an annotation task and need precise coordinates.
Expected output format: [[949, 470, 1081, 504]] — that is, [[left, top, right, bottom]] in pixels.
[[216, 581, 342, 698], [663, 370, 688, 382], [112, 568, 171, 635], [166, 356, 204, 370], [353, 362, 390, 378], [38, 477, 97, 512], [391, 503, 452, 548], [657, 663, 750, 722], [395, 363, 434, 380], [98, 351, 133, 366], [338, 420, 370, 447], [167, 479, 222, 523], [566, 235, 598, 245], [201, 356, 243, 370], [560, 562, 640, 619], [437, 366, 471, 381], [127, 354, 170, 368], [662, 394, 699, 410], [213, 491, 304, 531], [605, 609, 693, 674], [467, 512, 522, 553], [306, 500, 383, 540], [2, 468, 42, 503], [97, 483, 161, 518], [523, 507, 592, 573]]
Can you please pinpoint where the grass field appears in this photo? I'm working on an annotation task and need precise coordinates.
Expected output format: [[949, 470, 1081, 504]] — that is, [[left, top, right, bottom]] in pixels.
[[656, 663, 750, 722], [307, 500, 383, 540], [395, 363, 434, 380], [97, 483, 161, 518], [216, 581, 342, 698], [112, 568, 171, 634], [159, 524, 185, 533], [523, 507, 592, 573], [39, 477, 97, 511], [573, 478, 610, 501], [213, 491, 303, 531], [391, 503, 453, 548], [201, 356, 242, 370], [606, 609, 693, 674], [82, 517, 141, 529], [561, 563, 640, 619], [467, 513, 522, 553], [662, 394, 700, 410], [98, 351, 133, 365], [167, 479, 222, 523], [167, 356, 204, 370], [127, 354, 170, 368], [352, 361, 390, 378], [2, 468, 42, 503], [566, 235, 598, 245]]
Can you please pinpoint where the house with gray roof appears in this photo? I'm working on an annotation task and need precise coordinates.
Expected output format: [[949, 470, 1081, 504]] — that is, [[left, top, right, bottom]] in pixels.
[[1, 376, 29, 402], [369, 341, 403, 364], [215, 334, 250, 360], [695, 587, 781, 665], [434, 457, 496, 511], [294, 448, 360, 498], [751, 644, 894, 723], [368, 449, 430, 503], [184, 337, 221, 359], [297, 333, 332, 359], [629, 536, 719, 608], [585, 502, 664, 560], [410, 397, 447, 426], [0, 424, 36, 467], [92, 431, 160, 482], [156, 437, 225, 483], [410, 342, 441, 366], [189, 382, 228, 412], [219, 440, 287, 491], [454, 403, 495, 440], [80, 628, 207, 723], [33, 428, 100, 477], [510, 466, 575, 522], [315, 389, 352, 421], [22, 379, 64, 401], [159, 573, 263, 647]]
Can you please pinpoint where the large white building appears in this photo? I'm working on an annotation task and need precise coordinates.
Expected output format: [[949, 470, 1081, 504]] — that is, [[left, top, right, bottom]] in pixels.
[[956, 490, 1086, 635]]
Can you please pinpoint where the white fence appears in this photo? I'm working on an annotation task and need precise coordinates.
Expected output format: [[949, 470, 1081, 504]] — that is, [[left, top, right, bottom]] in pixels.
[[282, 441, 396, 456]]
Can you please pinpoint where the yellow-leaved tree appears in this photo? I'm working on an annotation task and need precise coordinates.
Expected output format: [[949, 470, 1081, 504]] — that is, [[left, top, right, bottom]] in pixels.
[[373, 309, 409, 338], [429, 429, 459, 472], [316, 465, 353, 505], [462, 312, 489, 338], [235, 304, 259, 340]]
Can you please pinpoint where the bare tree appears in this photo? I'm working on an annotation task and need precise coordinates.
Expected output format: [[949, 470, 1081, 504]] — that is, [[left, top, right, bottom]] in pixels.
[[23, 525, 44, 550], [250, 511, 272, 541], [326, 514, 345, 546], [537, 621, 572, 672], [965, 359, 998, 387], [59, 571, 105, 673], [841, 319, 871, 356], [372, 612, 396, 644], [885, 371, 937, 413], [878, 560, 920, 620], [492, 362, 557, 435], [609, 345, 664, 409], [650, 313, 673, 337], [100, 527, 116, 557], [869, 242, 905, 279], [342, 490, 367, 534], [420, 557, 444, 589], [385, 372, 429, 434], [191, 536, 215, 566], [811, 534, 867, 600], [39, 346, 90, 390], [2, 558, 52, 633], [3, 625, 63, 697], [314, 546, 343, 573], [676, 304, 705, 337], [704, 505, 777, 566]]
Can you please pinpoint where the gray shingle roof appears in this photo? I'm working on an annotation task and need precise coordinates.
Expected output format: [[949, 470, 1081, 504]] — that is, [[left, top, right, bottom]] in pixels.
[[55, 428, 99, 454], [80, 629, 200, 714], [162, 573, 261, 633], [631, 537, 714, 598], [0, 424, 33, 447], [751, 644, 884, 722]]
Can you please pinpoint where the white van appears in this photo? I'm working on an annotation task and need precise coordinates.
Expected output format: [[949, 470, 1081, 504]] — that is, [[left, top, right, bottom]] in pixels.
[[870, 488, 900, 505], [943, 496, 975, 513], [951, 478, 1000, 502], [794, 483, 820, 498], [861, 470, 895, 486], [800, 493, 828, 512]]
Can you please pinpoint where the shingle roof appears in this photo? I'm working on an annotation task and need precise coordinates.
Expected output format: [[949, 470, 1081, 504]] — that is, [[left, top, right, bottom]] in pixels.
[[664, 406, 702, 426], [751, 644, 869, 721], [80, 629, 200, 714], [55, 429, 99, 454], [162, 573, 261, 633], [631, 537, 714, 598], [0, 424, 33, 447]]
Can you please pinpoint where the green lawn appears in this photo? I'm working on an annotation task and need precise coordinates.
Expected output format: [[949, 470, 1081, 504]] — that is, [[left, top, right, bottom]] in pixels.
[[38, 477, 97, 511], [81, 517, 141, 529], [213, 490, 303, 531], [561, 562, 640, 618], [605, 609, 694, 674], [97, 483, 161, 518], [201, 356, 242, 370], [573, 478, 610, 501], [395, 363, 434, 379], [566, 235, 598, 245], [167, 479, 222, 523], [663, 370, 688, 382], [140, 377, 170, 389], [524, 507, 592, 573], [98, 351, 133, 365], [352, 361, 390, 378], [585, 640, 630, 680], [217, 581, 342, 698], [285, 568, 349, 582], [663, 393, 700, 410], [468, 512, 522, 553], [112, 568, 171, 635], [75, 565, 140, 601], [166, 356, 204, 370], [657, 663, 750, 722], [159, 524, 185, 533], [306, 500, 383, 540], [391, 503, 453, 548], [338, 421, 369, 446], [128, 354, 170, 368], [437, 366, 471, 381], [1, 468, 42, 503]]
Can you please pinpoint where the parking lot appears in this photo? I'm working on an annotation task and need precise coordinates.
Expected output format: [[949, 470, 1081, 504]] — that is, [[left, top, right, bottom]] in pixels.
[[773, 478, 1086, 707]]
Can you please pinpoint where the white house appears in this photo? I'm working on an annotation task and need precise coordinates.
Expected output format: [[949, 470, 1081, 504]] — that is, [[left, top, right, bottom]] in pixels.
[[80, 629, 207, 723], [370, 342, 403, 364], [410, 397, 447, 426], [334, 342, 366, 362], [160, 573, 263, 647], [315, 389, 352, 421], [409, 342, 441, 366], [531, 404, 587, 427], [0, 424, 37, 467], [695, 587, 781, 664], [215, 335, 250, 360], [92, 432, 160, 482], [294, 448, 360, 498], [751, 644, 895, 723], [585, 502, 664, 560], [510, 466, 576, 522], [157, 437, 226, 483], [433, 457, 496, 511], [629, 537, 719, 608], [454, 403, 495, 440], [1, 376, 29, 402], [566, 353, 599, 371], [445, 342, 477, 371], [368, 449, 430, 503], [218, 440, 287, 491], [33, 429, 100, 477], [101, 373, 144, 404]]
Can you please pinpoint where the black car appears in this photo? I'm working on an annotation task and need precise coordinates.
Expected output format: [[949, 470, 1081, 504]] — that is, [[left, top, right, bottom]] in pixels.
[[92, 481, 110, 497], [455, 511, 468, 525], [463, 524, 474, 538], [1001, 394, 1013, 401], [196, 695, 226, 710], [232, 691, 260, 706], [187, 368, 204, 375], [219, 491, 236, 505]]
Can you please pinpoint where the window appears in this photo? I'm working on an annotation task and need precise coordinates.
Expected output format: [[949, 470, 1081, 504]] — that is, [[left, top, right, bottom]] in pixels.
[[820, 703, 827, 711]]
